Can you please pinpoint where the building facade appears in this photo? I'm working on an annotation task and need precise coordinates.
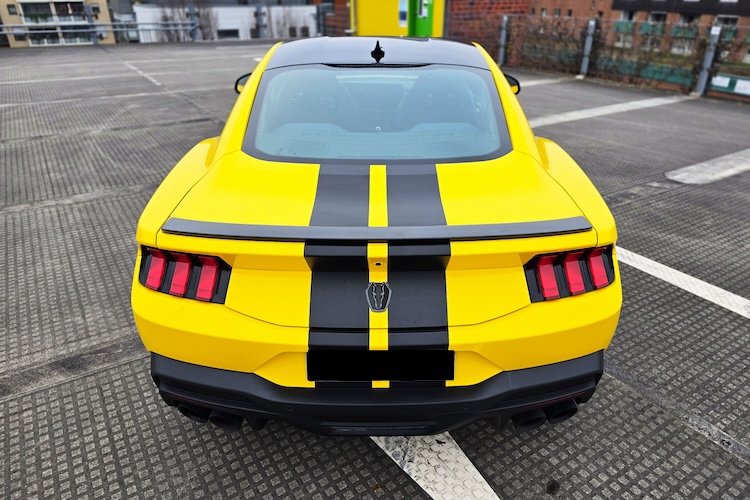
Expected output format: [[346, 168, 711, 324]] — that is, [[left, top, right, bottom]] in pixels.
[[0, 0, 115, 47]]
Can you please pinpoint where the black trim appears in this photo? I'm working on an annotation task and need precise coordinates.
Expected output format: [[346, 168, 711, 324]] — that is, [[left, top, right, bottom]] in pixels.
[[151, 351, 604, 436], [161, 216, 593, 242]]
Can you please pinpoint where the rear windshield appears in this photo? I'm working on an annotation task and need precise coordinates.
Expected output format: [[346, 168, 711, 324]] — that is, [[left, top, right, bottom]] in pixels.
[[243, 64, 512, 163]]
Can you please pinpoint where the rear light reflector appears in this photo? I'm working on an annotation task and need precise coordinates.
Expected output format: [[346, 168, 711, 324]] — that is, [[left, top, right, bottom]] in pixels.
[[168, 253, 192, 297], [537, 255, 560, 300], [196, 257, 219, 301], [525, 246, 615, 302], [563, 251, 586, 295], [588, 248, 610, 289], [139, 247, 230, 303], [145, 249, 167, 290]]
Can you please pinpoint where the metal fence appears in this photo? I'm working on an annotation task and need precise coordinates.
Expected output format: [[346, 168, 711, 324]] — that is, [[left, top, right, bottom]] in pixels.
[[499, 15, 750, 95]]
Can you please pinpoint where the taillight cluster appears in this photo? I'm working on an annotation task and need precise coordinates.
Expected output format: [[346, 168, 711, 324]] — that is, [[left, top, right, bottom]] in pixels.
[[138, 247, 231, 303], [525, 246, 615, 302]]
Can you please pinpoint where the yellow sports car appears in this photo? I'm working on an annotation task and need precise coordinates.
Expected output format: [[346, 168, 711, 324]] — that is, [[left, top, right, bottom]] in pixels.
[[132, 37, 621, 435]]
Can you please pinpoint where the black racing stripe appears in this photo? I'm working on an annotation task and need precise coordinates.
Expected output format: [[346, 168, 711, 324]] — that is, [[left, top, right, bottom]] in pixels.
[[308, 329, 369, 350], [389, 328, 449, 350], [386, 163, 447, 227], [386, 164, 450, 385], [309, 163, 370, 227], [306, 164, 370, 387], [386, 268, 449, 340]]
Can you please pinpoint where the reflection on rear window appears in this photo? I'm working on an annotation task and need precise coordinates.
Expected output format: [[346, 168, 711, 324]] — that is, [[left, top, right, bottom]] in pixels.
[[243, 65, 512, 163]]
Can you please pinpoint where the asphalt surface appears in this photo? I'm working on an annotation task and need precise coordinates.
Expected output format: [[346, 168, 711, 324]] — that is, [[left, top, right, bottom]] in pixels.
[[1, 42, 749, 499]]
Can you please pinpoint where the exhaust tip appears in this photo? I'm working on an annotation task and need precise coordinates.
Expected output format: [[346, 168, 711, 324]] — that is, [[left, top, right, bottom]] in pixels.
[[177, 402, 210, 424], [209, 410, 244, 432], [544, 399, 578, 425], [512, 408, 546, 433]]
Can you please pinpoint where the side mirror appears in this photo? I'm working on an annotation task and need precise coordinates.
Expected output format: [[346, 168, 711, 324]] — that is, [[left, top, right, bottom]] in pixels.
[[505, 74, 521, 95], [235, 73, 252, 94]]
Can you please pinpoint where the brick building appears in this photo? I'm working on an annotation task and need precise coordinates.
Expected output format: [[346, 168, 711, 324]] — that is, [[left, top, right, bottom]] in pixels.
[[528, 0, 750, 27], [527, 0, 617, 20]]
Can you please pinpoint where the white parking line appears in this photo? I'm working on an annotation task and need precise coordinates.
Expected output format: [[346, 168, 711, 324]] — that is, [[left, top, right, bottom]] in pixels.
[[123, 61, 163, 87], [522, 77, 569, 87], [665, 148, 750, 184], [371, 434, 500, 500], [617, 247, 750, 320], [0, 74, 133, 85], [528, 95, 690, 128], [0, 87, 231, 108]]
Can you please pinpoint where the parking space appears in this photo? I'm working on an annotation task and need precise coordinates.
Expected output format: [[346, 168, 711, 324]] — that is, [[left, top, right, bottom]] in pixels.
[[1, 43, 749, 499]]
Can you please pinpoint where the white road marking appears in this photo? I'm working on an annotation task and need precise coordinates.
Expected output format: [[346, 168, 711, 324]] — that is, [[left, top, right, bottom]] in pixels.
[[148, 67, 246, 76], [123, 61, 163, 87], [528, 95, 690, 128], [371, 434, 500, 500], [665, 148, 750, 184], [0, 87, 231, 108], [521, 77, 569, 87], [617, 247, 750, 320], [123, 54, 259, 64], [0, 74, 134, 85]]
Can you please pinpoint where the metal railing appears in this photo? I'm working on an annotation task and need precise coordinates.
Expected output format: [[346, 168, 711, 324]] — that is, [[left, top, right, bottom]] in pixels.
[[498, 15, 750, 95], [1, 20, 198, 45]]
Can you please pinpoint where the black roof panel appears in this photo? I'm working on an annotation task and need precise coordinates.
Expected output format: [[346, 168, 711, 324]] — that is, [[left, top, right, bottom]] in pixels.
[[266, 37, 491, 70]]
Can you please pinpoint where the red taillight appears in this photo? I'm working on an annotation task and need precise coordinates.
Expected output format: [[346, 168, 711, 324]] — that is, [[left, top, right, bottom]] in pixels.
[[525, 246, 614, 302], [536, 255, 560, 300], [169, 253, 192, 297], [563, 251, 586, 295], [139, 247, 229, 303], [588, 248, 610, 289], [145, 249, 167, 290], [196, 257, 219, 301]]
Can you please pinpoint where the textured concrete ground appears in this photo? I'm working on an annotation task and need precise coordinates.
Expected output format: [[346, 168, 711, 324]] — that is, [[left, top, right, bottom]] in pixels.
[[1, 44, 748, 499]]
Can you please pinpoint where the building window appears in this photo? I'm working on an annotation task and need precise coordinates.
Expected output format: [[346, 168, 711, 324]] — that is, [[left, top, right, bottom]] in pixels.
[[649, 12, 666, 24], [553, 9, 560, 18], [540, 8, 547, 18], [598, 11, 604, 18], [8, 4, 18, 15], [530, 7, 535, 15], [566, 10, 572, 17], [620, 11, 635, 22], [715, 16, 739, 27], [217, 29, 239, 39], [678, 14, 697, 25]]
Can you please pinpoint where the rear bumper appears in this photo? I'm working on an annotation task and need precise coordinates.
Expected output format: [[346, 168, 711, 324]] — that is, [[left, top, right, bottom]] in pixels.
[[151, 350, 604, 435]]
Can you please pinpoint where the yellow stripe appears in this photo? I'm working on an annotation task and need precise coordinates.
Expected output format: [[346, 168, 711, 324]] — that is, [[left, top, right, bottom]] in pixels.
[[368, 165, 389, 387], [369, 165, 388, 227], [368, 243, 389, 349]]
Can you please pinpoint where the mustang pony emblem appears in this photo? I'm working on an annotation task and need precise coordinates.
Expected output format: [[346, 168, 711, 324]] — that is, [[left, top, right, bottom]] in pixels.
[[366, 282, 391, 312]]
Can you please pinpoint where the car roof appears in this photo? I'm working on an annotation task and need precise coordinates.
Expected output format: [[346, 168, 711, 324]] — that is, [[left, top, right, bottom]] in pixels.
[[265, 37, 491, 70]]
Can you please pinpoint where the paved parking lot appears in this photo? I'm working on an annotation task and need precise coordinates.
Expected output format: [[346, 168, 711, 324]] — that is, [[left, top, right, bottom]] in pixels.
[[1, 42, 749, 499]]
